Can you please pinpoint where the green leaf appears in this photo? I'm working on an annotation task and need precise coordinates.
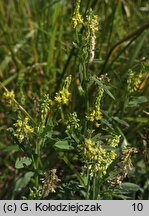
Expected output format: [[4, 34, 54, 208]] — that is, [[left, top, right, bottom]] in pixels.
[[101, 119, 113, 129], [113, 116, 129, 127], [7, 127, 15, 135], [0, 144, 19, 152], [79, 63, 83, 84], [103, 85, 115, 100], [128, 33, 146, 68], [15, 157, 32, 169], [128, 96, 148, 107], [71, 133, 80, 144], [14, 172, 34, 192], [92, 76, 115, 100], [113, 193, 131, 200], [41, 124, 53, 138], [120, 182, 141, 192], [125, 117, 149, 123], [54, 140, 74, 150], [92, 133, 102, 141]]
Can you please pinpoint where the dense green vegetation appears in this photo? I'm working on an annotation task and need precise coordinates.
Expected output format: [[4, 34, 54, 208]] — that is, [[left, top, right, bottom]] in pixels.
[[0, 0, 149, 199]]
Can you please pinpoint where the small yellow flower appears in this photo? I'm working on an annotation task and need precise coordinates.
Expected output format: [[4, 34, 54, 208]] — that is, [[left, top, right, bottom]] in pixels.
[[54, 94, 62, 103], [3, 90, 15, 105], [86, 114, 94, 122], [95, 110, 102, 120], [86, 88, 103, 127], [110, 150, 117, 160], [3, 90, 15, 99], [61, 95, 69, 104], [78, 137, 117, 177], [99, 146, 106, 156], [86, 109, 102, 126], [54, 76, 71, 105], [24, 125, 34, 133], [14, 117, 34, 143], [109, 135, 121, 147]]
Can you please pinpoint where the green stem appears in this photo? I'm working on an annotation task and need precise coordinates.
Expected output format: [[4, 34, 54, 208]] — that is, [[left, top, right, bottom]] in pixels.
[[34, 125, 44, 187], [93, 172, 96, 199], [59, 106, 64, 121], [86, 167, 91, 199], [83, 62, 89, 134]]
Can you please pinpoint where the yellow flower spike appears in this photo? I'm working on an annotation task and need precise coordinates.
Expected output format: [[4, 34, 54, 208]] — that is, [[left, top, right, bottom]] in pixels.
[[86, 88, 103, 126], [127, 70, 143, 93], [3, 90, 15, 105], [100, 147, 106, 156], [84, 9, 99, 63], [13, 117, 34, 143], [110, 150, 117, 160], [110, 135, 121, 147], [71, 0, 83, 28], [78, 137, 118, 177], [54, 76, 71, 105], [3, 90, 15, 99], [95, 110, 102, 120]]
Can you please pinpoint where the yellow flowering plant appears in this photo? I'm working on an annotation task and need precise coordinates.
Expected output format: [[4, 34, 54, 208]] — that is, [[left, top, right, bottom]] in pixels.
[[127, 70, 143, 93], [71, 0, 83, 28], [54, 75, 72, 105], [13, 117, 34, 143]]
